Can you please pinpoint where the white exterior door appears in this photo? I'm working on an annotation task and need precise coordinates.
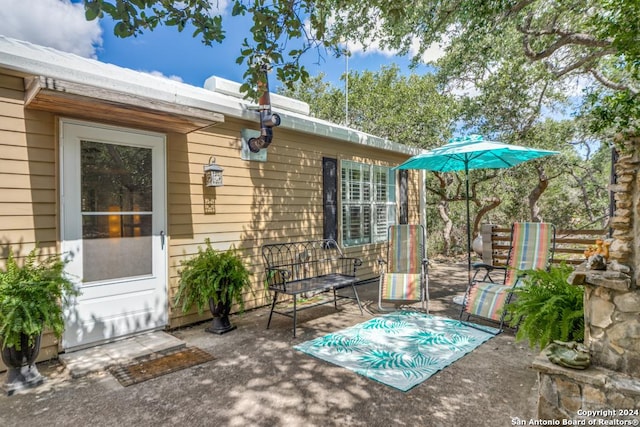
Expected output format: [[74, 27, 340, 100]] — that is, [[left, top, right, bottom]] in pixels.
[[60, 120, 168, 350]]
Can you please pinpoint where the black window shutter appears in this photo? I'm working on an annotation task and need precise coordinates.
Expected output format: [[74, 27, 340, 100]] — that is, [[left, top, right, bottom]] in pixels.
[[323, 157, 338, 240], [399, 169, 409, 224]]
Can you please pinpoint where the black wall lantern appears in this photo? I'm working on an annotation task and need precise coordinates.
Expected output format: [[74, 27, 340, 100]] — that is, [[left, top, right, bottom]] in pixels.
[[204, 156, 224, 187], [247, 65, 280, 153]]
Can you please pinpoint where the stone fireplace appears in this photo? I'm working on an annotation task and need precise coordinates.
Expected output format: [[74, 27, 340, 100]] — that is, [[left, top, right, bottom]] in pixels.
[[533, 135, 640, 420]]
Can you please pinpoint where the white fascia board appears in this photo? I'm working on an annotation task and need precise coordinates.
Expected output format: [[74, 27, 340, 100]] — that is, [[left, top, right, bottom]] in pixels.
[[204, 76, 310, 115], [203, 76, 423, 156], [280, 111, 423, 155]]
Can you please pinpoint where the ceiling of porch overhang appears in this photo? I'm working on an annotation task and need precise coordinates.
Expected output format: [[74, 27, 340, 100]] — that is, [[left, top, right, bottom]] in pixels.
[[24, 75, 225, 134]]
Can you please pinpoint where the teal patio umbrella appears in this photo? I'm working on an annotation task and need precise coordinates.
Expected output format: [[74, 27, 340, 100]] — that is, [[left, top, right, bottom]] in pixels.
[[394, 134, 559, 278]]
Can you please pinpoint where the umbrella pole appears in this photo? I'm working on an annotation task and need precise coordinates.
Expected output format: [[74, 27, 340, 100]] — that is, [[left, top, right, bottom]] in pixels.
[[465, 162, 472, 287]]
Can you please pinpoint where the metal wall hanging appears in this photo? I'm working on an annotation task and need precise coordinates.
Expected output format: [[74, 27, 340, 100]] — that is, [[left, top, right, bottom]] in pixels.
[[204, 156, 224, 187]]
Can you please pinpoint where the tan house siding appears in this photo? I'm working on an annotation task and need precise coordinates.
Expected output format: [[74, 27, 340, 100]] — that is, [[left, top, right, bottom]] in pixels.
[[0, 69, 421, 356], [166, 117, 421, 327], [0, 72, 60, 369]]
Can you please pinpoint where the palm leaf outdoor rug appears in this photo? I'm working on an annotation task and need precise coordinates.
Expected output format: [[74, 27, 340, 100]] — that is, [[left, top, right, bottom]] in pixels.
[[294, 311, 500, 392]]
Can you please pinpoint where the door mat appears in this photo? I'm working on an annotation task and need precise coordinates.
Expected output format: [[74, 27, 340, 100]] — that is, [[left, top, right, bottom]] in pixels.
[[109, 347, 214, 387]]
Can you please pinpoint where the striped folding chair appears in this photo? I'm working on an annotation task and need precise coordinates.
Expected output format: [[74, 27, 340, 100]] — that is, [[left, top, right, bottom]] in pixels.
[[378, 224, 429, 311], [462, 222, 556, 328]]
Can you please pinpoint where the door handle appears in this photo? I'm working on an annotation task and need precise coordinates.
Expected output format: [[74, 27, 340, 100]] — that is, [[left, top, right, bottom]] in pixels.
[[160, 230, 165, 249]]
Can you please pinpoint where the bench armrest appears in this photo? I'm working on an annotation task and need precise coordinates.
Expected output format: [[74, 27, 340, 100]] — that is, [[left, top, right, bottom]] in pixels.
[[265, 267, 291, 286]]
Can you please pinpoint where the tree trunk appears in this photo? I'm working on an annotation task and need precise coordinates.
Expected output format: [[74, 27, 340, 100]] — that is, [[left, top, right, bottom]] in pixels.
[[437, 201, 453, 255], [570, 172, 596, 222], [528, 166, 549, 222], [472, 197, 501, 237]]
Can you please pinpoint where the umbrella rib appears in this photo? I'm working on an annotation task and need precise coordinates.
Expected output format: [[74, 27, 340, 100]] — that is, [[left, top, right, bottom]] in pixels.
[[444, 153, 472, 170], [437, 155, 459, 172], [486, 151, 517, 168]]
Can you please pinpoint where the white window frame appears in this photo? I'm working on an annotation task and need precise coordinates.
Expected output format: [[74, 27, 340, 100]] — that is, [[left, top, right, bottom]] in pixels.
[[341, 160, 396, 246]]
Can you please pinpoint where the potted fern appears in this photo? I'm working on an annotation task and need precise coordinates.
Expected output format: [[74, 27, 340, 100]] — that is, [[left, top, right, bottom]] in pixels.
[[0, 247, 79, 395], [174, 239, 252, 334], [503, 263, 584, 349]]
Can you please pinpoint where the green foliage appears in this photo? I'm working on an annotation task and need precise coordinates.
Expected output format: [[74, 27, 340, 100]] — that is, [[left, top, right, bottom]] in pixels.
[[83, 1, 613, 250], [0, 247, 80, 351], [278, 65, 459, 149], [590, 0, 640, 64], [83, 0, 636, 126], [504, 264, 584, 349], [174, 239, 252, 316], [84, 0, 224, 42], [583, 88, 640, 137]]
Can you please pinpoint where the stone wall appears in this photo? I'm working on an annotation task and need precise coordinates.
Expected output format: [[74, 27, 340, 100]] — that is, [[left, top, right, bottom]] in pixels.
[[583, 268, 639, 374], [534, 134, 640, 419], [609, 134, 639, 269], [534, 355, 640, 420], [588, 134, 640, 375]]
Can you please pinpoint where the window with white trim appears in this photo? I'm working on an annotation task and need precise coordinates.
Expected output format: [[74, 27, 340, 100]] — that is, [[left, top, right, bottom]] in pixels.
[[341, 161, 396, 246]]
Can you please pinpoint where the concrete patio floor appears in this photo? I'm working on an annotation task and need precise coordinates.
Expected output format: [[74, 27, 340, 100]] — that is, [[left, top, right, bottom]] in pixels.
[[0, 261, 540, 426]]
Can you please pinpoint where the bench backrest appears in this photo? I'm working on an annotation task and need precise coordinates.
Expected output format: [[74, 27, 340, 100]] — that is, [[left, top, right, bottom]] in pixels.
[[262, 239, 349, 283]]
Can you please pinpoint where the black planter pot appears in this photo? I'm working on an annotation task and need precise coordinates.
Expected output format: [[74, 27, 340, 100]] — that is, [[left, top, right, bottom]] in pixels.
[[1, 333, 44, 396], [206, 298, 237, 334]]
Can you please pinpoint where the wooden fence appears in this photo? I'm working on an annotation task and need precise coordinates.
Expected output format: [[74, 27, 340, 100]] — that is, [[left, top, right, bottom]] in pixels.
[[479, 224, 608, 267]]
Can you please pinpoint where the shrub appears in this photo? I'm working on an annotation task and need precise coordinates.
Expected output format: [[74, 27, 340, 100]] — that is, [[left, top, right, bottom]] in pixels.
[[174, 239, 252, 315], [503, 263, 584, 349], [0, 247, 79, 350]]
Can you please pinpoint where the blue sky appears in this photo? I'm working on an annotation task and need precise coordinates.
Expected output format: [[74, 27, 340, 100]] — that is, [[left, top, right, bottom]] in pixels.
[[0, 0, 442, 92]]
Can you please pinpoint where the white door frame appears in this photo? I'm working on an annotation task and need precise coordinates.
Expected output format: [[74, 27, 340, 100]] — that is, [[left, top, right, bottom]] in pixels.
[[59, 118, 168, 350]]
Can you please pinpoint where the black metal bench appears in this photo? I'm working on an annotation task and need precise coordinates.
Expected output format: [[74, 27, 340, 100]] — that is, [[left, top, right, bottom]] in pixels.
[[262, 239, 364, 337]]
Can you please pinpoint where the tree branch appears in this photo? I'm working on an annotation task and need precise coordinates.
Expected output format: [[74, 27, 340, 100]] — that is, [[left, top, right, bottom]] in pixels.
[[550, 48, 617, 78], [469, 171, 499, 201], [472, 197, 501, 237], [504, 0, 537, 18], [590, 69, 639, 96], [518, 14, 612, 62], [569, 170, 595, 222], [523, 80, 549, 130]]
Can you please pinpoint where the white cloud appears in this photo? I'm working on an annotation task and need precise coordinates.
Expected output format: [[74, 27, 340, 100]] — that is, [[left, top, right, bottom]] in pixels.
[[145, 70, 184, 83], [563, 74, 594, 98], [408, 35, 449, 64], [344, 35, 446, 66], [208, 0, 231, 14], [336, 17, 447, 64], [448, 80, 481, 98], [0, 0, 102, 57], [344, 35, 392, 58]]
